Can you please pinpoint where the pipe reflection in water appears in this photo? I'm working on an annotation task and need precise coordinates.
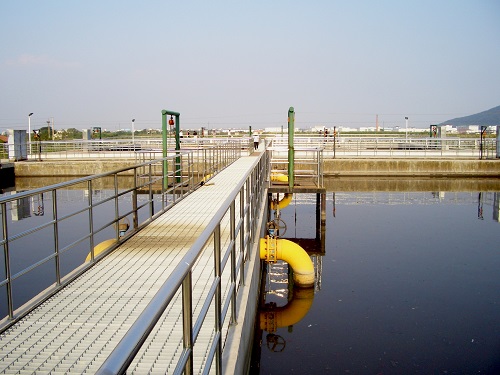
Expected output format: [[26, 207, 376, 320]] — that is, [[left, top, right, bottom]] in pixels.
[[259, 286, 315, 333], [251, 192, 326, 369]]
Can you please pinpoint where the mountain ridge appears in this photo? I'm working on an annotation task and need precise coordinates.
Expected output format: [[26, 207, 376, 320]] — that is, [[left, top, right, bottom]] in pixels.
[[439, 105, 500, 126]]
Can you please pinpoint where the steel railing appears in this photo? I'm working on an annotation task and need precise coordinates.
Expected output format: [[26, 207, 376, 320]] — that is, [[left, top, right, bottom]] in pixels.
[[96, 150, 269, 374], [267, 141, 324, 188], [0, 138, 253, 161], [269, 135, 498, 159], [1, 136, 497, 162], [0, 143, 242, 329]]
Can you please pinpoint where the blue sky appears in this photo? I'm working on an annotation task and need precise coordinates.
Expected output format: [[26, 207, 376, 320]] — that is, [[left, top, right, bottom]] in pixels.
[[1, 0, 499, 132]]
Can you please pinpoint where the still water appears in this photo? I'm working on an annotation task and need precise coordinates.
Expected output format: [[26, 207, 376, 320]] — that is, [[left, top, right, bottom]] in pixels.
[[252, 191, 500, 374], [2, 179, 500, 373]]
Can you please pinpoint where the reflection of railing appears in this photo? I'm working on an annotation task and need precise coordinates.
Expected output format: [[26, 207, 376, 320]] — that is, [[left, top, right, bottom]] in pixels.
[[0, 145, 241, 326]]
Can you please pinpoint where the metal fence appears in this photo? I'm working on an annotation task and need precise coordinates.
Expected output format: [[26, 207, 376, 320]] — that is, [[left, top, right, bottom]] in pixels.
[[0, 144, 242, 328], [269, 135, 499, 159], [0, 138, 253, 161], [1, 136, 497, 162]]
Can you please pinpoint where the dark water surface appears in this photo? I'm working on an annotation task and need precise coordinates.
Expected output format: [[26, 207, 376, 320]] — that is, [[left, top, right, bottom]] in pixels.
[[253, 192, 500, 374]]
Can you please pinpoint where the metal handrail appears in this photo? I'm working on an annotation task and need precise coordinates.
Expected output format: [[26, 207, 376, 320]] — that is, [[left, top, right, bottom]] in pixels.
[[96, 150, 269, 374], [0, 143, 243, 329], [9, 138, 253, 161], [268, 135, 498, 159]]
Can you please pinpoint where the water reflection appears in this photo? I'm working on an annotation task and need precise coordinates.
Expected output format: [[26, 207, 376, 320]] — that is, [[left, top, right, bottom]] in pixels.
[[253, 189, 500, 375]]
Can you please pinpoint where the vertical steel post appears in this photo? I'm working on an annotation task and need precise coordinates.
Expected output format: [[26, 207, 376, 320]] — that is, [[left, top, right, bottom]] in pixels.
[[52, 191, 61, 285], [182, 272, 193, 374], [2, 202, 14, 319], [480, 126, 487, 160], [88, 180, 95, 262], [133, 168, 139, 229], [214, 224, 222, 374], [229, 202, 237, 324], [288, 107, 295, 190], [175, 114, 181, 184], [240, 186, 246, 284], [161, 110, 168, 190], [496, 126, 500, 159]]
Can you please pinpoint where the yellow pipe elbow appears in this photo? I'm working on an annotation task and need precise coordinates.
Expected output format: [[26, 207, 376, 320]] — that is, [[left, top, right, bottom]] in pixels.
[[270, 193, 293, 210], [259, 288, 314, 332], [260, 237, 315, 287], [85, 239, 117, 262]]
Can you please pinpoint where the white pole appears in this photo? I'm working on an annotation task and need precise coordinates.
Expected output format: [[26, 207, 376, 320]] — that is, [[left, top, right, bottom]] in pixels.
[[405, 116, 408, 143], [28, 112, 33, 144], [132, 119, 135, 145]]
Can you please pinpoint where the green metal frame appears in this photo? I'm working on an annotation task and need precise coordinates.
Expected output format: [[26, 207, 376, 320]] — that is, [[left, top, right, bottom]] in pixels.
[[287, 107, 295, 189], [161, 109, 181, 188]]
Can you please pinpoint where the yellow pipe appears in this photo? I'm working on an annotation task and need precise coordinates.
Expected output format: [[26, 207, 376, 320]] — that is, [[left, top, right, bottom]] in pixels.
[[270, 173, 288, 183], [85, 239, 117, 262], [259, 288, 314, 332], [200, 173, 213, 186], [270, 193, 293, 210], [260, 237, 314, 287]]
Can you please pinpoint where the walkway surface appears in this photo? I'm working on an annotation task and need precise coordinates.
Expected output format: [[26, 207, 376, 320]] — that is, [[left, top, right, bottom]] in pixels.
[[0, 153, 262, 374]]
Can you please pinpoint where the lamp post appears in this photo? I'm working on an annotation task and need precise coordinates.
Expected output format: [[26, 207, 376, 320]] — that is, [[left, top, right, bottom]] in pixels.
[[28, 113, 33, 145], [405, 116, 409, 143], [131, 119, 135, 145]]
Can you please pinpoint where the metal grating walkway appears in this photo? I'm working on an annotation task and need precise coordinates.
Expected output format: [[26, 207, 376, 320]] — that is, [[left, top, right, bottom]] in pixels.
[[0, 154, 262, 374]]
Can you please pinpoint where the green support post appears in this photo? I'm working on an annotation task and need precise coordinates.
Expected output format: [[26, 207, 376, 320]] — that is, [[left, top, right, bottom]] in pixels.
[[161, 109, 181, 189], [288, 107, 295, 190], [175, 114, 181, 183]]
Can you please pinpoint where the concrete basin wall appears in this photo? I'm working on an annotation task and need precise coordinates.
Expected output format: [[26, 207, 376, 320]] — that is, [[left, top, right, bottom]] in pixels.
[[14, 160, 139, 177], [12, 158, 500, 178], [323, 159, 500, 177]]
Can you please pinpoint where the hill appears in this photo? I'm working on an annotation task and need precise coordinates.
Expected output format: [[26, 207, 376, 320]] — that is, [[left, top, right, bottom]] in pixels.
[[439, 105, 500, 126]]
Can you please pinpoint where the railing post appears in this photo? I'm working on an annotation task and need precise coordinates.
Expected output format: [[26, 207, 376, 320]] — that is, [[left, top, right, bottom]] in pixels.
[[52, 190, 61, 285], [213, 224, 222, 374], [88, 180, 95, 262], [2, 203, 14, 319], [133, 168, 139, 229], [229, 202, 237, 324], [288, 107, 295, 189], [114, 174, 120, 240], [239, 186, 246, 285], [182, 272, 194, 374]]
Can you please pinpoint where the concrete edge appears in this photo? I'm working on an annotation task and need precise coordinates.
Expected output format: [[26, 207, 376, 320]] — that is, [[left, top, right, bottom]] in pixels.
[[222, 190, 268, 375]]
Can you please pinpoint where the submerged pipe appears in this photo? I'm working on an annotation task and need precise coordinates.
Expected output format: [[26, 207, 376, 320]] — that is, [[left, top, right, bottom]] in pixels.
[[260, 237, 314, 287], [85, 239, 117, 262], [259, 287, 314, 332]]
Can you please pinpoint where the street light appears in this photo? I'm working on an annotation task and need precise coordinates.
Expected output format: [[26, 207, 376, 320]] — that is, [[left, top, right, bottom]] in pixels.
[[132, 119, 135, 145], [28, 113, 33, 144], [405, 116, 409, 143]]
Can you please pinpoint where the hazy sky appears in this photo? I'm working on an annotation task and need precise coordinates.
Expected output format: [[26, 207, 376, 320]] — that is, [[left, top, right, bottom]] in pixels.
[[1, 0, 499, 132]]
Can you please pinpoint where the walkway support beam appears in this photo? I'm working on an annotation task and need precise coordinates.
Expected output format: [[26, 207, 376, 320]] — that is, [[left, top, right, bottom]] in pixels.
[[288, 107, 295, 190]]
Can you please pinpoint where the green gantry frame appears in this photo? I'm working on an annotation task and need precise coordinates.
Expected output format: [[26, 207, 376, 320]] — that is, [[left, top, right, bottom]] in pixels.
[[161, 109, 181, 189], [288, 107, 295, 190]]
